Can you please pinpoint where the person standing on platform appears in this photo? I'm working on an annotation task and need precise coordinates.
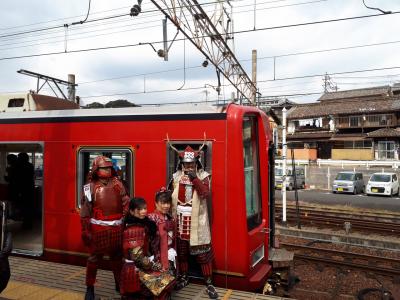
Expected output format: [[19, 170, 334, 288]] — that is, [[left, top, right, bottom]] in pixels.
[[169, 145, 218, 299], [148, 188, 177, 277], [120, 197, 174, 300], [4, 154, 18, 220], [80, 156, 129, 300], [17, 153, 35, 228]]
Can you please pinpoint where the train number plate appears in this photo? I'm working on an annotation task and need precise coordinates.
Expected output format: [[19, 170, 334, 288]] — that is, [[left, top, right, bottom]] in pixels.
[[371, 188, 378, 193], [337, 187, 343, 192]]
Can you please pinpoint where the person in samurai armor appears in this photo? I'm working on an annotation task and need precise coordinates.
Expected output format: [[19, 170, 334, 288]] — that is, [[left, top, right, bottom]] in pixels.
[[80, 155, 130, 300], [169, 144, 218, 299], [148, 188, 177, 277], [120, 197, 174, 300]]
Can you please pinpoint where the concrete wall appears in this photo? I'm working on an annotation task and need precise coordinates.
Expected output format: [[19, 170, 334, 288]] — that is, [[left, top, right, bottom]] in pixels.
[[331, 149, 373, 160], [285, 149, 317, 160]]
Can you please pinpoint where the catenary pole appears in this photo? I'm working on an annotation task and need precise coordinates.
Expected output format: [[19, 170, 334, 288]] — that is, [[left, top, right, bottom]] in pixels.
[[282, 107, 287, 224]]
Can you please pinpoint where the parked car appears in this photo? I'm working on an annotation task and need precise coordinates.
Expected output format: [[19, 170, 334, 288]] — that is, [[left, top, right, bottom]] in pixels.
[[366, 172, 399, 196], [332, 171, 364, 194], [275, 166, 306, 190]]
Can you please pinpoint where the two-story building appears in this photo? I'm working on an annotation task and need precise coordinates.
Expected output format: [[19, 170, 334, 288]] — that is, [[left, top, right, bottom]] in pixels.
[[286, 85, 400, 160]]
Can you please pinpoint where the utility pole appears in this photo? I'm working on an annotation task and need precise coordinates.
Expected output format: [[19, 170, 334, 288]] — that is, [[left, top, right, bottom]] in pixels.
[[252, 49, 257, 105], [68, 74, 76, 102], [282, 107, 287, 225], [323, 72, 338, 93]]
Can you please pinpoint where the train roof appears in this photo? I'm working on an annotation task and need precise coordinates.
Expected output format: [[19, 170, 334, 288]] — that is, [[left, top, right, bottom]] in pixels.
[[0, 103, 229, 123]]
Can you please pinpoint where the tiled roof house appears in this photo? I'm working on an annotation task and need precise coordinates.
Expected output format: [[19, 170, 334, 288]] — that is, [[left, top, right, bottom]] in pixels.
[[285, 85, 400, 160]]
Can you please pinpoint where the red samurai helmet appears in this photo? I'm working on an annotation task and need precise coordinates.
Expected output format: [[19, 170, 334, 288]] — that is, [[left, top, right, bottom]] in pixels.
[[91, 156, 114, 179], [167, 133, 207, 170], [179, 146, 200, 163]]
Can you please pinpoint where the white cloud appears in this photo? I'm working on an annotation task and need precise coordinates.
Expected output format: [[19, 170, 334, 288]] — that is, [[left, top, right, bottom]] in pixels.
[[1, 0, 400, 105]]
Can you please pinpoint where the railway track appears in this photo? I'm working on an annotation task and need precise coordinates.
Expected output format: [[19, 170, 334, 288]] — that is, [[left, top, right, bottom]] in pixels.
[[282, 242, 400, 278], [275, 204, 400, 235]]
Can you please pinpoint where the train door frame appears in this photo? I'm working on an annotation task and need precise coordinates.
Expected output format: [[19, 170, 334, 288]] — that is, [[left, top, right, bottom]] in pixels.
[[165, 140, 213, 279], [0, 142, 44, 256]]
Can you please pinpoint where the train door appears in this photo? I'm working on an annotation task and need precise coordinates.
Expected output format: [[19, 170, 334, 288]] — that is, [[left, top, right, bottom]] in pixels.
[[243, 116, 266, 269], [0, 143, 43, 255]]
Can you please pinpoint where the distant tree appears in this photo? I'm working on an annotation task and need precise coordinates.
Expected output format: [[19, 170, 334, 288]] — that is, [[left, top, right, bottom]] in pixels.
[[104, 99, 140, 108], [84, 102, 105, 109]]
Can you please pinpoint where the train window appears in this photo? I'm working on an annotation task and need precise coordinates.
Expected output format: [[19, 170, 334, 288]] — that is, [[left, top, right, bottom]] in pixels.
[[243, 116, 262, 231], [76, 147, 133, 207], [166, 141, 212, 187], [8, 98, 25, 107]]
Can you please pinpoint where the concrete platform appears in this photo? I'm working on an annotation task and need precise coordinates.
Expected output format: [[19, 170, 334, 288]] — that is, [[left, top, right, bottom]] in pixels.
[[0, 256, 289, 300]]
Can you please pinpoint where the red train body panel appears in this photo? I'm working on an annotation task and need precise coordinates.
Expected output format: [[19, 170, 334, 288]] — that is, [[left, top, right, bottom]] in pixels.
[[0, 103, 274, 291]]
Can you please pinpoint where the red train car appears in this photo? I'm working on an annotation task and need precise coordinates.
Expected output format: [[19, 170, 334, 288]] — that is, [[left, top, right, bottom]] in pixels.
[[0, 102, 275, 291]]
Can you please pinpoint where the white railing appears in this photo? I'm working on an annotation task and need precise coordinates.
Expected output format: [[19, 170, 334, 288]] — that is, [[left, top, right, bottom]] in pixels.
[[275, 159, 400, 169], [275, 159, 310, 166], [316, 159, 400, 169]]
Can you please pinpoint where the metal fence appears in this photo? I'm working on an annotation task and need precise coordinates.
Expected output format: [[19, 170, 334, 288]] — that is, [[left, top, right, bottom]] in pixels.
[[275, 159, 400, 190], [276, 159, 400, 169]]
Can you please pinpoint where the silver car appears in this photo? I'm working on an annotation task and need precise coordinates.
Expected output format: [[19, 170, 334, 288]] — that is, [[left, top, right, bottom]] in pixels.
[[332, 172, 364, 194]]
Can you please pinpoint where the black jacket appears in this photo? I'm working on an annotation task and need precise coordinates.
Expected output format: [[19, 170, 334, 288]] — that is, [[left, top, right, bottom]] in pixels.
[[0, 232, 12, 293]]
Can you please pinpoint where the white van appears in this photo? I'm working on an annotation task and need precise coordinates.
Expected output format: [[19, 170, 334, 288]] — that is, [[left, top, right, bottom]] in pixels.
[[275, 166, 305, 190], [366, 172, 399, 196]]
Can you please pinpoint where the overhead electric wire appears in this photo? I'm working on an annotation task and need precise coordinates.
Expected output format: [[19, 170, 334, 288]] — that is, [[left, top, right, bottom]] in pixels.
[[1, 1, 399, 101], [73, 39, 400, 85], [0, 0, 233, 39], [79, 65, 400, 99], [0, 23, 161, 51], [333, 73, 400, 79], [258, 66, 400, 83], [0, 5, 132, 31], [0, 0, 325, 46], [0, 0, 306, 33], [1, 6, 399, 62]]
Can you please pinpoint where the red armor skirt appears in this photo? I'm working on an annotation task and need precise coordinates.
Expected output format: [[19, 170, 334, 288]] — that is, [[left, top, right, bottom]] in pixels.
[[120, 262, 141, 294], [90, 223, 122, 254]]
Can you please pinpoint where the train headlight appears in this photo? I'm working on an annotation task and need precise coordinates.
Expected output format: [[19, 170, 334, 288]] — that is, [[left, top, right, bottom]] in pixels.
[[251, 244, 265, 268]]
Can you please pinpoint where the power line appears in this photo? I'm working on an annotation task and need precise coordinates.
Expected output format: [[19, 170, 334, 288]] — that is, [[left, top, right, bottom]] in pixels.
[[0, 0, 306, 33], [78, 65, 400, 99], [73, 39, 400, 85], [0, 0, 232, 39], [1, 7, 398, 62], [1, 1, 395, 42], [258, 66, 400, 83], [0, 0, 325, 48], [333, 73, 400, 79], [0, 5, 132, 31], [0, 23, 160, 51]]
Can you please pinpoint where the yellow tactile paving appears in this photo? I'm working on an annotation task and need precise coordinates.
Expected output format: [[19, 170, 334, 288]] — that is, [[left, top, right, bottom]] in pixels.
[[0, 281, 83, 300], [50, 291, 85, 300], [1, 281, 42, 299]]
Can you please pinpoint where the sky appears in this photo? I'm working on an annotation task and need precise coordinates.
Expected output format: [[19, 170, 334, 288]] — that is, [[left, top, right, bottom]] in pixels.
[[1, 0, 400, 106]]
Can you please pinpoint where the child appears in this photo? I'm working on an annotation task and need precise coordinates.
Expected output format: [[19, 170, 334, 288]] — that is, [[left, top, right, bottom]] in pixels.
[[120, 197, 173, 300], [148, 188, 177, 276]]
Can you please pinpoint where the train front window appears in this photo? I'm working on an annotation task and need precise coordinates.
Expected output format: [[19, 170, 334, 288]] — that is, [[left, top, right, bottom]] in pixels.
[[76, 147, 133, 207], [243, 116, 262, 231]]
